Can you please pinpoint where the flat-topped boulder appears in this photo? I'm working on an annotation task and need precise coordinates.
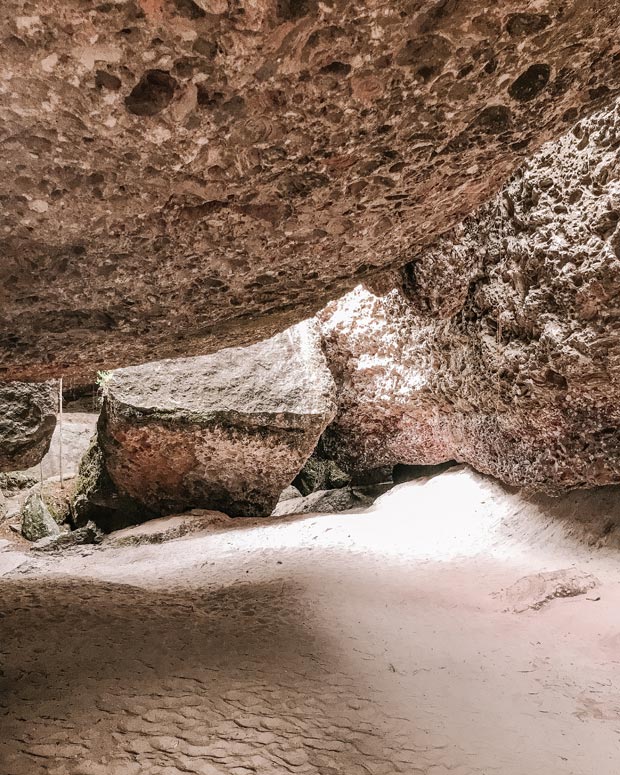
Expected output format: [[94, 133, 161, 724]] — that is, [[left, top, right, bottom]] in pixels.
[[80, 320, 336, 522], [0, 382, 58, 472]]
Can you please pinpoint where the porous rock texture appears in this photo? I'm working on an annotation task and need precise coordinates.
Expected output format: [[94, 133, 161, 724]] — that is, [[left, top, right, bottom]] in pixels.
[[79, 320, 336, 521], [0, 381, 58, 472], [318, 99, 620, 492], [4, 1, 620, 382], [292, 439, 351, 495]]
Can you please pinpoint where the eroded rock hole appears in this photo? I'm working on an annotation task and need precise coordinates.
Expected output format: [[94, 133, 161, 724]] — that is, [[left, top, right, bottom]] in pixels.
[[320, 61, 351, 76], [95, 70, 121, 90], [506, 13, 551, 37], [172, 0, 206, 18], [474, 104, 513, 133], [277, 0, 316, 20], [508, 63, 551, 102], [125, 70, 178, 116]]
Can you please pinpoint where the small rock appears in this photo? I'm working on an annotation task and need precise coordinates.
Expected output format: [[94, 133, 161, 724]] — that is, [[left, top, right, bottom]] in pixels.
[[106, 512, 228, 547], [278, 485, 302, 502], [272, 486, 374, 517], [32, 521, 103, 552], [20, 492, 61, 542], [499, 569, 599, 613]]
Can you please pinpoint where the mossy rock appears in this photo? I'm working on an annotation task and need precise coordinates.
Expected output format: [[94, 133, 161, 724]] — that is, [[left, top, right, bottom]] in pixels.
[[293, 455, 351, 496], [21, 492, 61, 542], [0, 471, 39, 494], [72, 434, 156, 532]]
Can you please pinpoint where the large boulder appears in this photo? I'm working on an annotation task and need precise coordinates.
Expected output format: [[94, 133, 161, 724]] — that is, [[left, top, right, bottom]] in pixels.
[[77, 321, 336, 523], [3, 1, 620, 383], [318, 99, 620, 492], [0, 382, 58, 472], [272, 487, 374, 517]]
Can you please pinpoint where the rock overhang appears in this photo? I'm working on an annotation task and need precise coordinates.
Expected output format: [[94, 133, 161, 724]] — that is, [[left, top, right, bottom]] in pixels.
[[3, 0, 620, 381]]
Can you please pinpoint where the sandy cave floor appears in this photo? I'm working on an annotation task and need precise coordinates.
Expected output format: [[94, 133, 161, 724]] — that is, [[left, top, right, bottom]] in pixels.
[[1, 466, 620, 775]]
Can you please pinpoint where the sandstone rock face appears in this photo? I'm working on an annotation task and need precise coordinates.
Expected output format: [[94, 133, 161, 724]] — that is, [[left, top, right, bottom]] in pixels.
[[18, 412, 99, 483], [3, 1, 620, 382], [0, 382, 58, 472], [90, 321, 336, 518], [319, 99, 620, 492]]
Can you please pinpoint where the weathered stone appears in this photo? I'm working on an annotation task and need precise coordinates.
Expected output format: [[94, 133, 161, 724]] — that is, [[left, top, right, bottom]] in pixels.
[[3, 1, 620, 382], [278, 485, 303, 502], [318, 99, 620, 492], [0, 490, 6, 522], [80, 320, 336, 521], [499, 570, 599, 613], [32, 521, 103, 553], [0, 472, 39, 494], [272, 486, 374, 517], [292, 445, 351, 496], [20, 413, 98, 483], [72, 434, 147, 532], [21, 492, 61, 542], [106, 511, 230, 548], [0, 382, 58, 472]]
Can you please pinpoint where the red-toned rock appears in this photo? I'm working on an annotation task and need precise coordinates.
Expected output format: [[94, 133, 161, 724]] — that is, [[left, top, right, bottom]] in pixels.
[[319, 100, 620, 492], [78, 321, 336, 521], [3, 1, 620, 382]]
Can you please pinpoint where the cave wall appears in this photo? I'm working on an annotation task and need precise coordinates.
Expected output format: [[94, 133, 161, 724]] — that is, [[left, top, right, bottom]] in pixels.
[[3, 0, 620, 382], [318, 99, 620, 492]]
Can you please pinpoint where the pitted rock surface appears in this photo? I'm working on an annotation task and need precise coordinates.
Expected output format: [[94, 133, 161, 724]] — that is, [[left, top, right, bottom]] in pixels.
[[92, 320, 336, 517], [0, 381, 58, 472], [3, 0, 620, 381], [318, 99, 620, 491]]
